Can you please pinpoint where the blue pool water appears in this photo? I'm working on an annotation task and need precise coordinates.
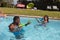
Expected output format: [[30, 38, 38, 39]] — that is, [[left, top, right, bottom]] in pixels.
[[0, 16, 60, 40]]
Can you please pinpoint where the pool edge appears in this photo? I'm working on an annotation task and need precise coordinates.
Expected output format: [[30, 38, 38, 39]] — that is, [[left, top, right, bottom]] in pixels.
[[6, 14, 60, 20]]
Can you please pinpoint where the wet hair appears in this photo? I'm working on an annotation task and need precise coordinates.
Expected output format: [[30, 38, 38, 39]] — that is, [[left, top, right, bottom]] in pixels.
[[13, 16, 20, 23], [44, 15, 49, 22]]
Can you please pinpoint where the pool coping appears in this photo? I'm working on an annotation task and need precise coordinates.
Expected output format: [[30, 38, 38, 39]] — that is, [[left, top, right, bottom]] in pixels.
[[6, 14, 60, 20]]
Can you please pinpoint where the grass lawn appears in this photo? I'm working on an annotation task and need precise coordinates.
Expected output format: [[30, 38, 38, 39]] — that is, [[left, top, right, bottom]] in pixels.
[[0, 7, 60, 18]]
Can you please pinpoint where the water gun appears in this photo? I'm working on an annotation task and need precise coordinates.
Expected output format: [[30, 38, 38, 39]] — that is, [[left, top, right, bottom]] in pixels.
[[19, 20, 31, 28], [19, 24, 25, 28]]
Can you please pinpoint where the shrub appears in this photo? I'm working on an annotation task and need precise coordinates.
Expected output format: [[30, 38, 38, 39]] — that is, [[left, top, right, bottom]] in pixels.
[[6, 4, 14, 8], [1, 2, 7, 7], [1, 2, 14, 8]]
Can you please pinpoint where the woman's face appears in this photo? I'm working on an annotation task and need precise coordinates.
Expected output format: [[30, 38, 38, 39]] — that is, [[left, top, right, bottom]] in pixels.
[[45, 17, 48, 20]]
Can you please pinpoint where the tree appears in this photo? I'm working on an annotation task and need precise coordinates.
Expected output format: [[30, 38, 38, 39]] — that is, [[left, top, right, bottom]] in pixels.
[[0, 0, 3, 6], [0, 0, 2, 2]]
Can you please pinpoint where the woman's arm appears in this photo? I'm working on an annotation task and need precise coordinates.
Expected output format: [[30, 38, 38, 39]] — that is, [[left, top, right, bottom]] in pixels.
[[35, 18, 41, 23]]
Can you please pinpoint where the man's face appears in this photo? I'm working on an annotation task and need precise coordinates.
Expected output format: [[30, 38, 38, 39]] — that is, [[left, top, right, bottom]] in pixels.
[[15, 18, 20, 24]]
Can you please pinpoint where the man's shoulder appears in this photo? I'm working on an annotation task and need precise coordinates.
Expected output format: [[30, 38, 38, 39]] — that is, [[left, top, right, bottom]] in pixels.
[[9, 23, 14, 27]]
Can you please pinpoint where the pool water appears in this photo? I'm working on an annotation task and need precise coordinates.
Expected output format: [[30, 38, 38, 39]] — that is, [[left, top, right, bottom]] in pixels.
[[0, 16, 60, 40]]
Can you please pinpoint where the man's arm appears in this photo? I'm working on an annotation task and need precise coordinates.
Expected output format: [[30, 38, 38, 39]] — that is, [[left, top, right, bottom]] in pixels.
[[25, 21, 30, 26], [9, 24, 14, 32]]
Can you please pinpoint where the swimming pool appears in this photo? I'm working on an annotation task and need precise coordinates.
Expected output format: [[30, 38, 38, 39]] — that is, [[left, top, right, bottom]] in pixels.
[[0, 16, 60, 40]]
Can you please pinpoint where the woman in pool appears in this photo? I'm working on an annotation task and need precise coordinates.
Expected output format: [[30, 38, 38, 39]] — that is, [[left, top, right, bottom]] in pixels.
[[43, 15, 49, 23], [9, 16, 30, 39], [35, 15, 49, 27]]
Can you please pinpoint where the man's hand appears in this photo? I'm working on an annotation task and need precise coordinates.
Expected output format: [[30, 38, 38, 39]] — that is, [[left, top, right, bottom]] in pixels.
[[25, 20, 31, 26]]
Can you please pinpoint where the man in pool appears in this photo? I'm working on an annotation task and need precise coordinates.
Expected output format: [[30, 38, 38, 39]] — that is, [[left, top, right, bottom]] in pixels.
[[0, 11, 6, 18], [9, 16, 30, 39], [35, 15, 49, 27]]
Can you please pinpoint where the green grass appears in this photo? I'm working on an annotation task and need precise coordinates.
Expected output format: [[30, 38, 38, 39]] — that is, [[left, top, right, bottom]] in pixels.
[[0, 7, 60, 18]]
